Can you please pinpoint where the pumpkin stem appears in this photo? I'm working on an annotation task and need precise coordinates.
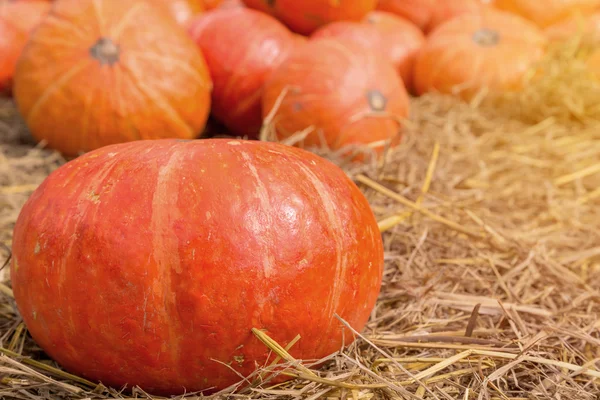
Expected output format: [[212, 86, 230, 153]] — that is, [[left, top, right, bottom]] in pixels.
[[367, 90, 387, 112], [90, 37, 120, 65], [472, 28, 500, 47]]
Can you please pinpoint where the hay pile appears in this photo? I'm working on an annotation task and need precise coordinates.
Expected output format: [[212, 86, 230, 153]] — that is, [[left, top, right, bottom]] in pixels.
[[0, 41, 599, 399]]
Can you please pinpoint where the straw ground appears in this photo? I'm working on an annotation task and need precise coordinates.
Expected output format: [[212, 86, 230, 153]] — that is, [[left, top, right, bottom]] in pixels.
[[0, 40, 599, 399]]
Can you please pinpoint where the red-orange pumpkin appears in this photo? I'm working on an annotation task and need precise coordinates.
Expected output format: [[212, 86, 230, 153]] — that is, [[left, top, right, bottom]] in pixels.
[[492, 0, 600, 27], [262, 38, 410, 154], [188, 8, 294, 138], [11, 138, 384, 396], [13, 0, 212, 156], [376, 0, 435, 30], [414, 9, 546, 99], [427, 0, 485, 32], [311, 11, 425, 91], [273, 0, 378, 35], [150, 0, 204, 27], [0, 0, 50, 94]]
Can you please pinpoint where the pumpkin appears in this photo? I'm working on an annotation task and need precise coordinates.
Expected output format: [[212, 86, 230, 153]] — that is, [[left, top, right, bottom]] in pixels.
[[188, 8, 294, 138], [0, 0, 50, 94], [150, 0, 204, 26], [262, 38, 410, 154], [240, 0, 277, 16], [13, 0, 212, 156], [11, 138, 384, 396], [544, 11, 600, 41], [376, 0, 435, 30], [273, 0, 378, 35], [202, 0, 223, 9], [312, 11, 425, 91], [414, 10, 546, 99], [586, 48, 600, 79], [427, 0, 485, 32], [492, 0, 600, 28]]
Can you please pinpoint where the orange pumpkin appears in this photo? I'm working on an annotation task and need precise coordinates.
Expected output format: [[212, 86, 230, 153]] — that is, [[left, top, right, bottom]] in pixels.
[[262, 38, 410, 155], [202, 0, 223, 9], [241, 0, 277, 16], [150, 0, 204, 26], [544, 11, 600, 41], [311, 11, 425, 91], [274, 0, 378, 35], [427, 0, 485, 32], [492, 0, 600, 27], [376, 0, 435, 30], [13, 0, 212, 156], [188, 8, 295, 138], [414, 9, 546, 99], [0, 0, 50, 94]]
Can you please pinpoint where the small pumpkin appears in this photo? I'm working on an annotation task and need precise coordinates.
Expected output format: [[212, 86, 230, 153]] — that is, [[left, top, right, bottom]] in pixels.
[[0, 0, 50, 94], [262, 37, 410, 155], [11, 138, 384, 396], [414, 10, 546, 99], [376, 0, 435, 30], [544, 11, 600, 42], [427, 0, 485, 32], [311, 11, 425, 90], [13, 0, 212, 156], [188, 8, 294, 138], [273, 0, 378, 35], [150, 0, 204, 27], [492, 0, 600, 28]]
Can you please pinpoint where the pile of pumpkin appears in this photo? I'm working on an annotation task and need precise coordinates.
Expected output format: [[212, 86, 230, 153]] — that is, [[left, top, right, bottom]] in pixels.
[[2, 0, 600, 157], [5, 0, 600, 397]]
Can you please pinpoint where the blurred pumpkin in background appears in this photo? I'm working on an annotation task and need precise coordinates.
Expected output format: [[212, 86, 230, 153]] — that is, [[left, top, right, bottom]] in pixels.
[[262, 38, 410, 156], [427, 0, 485, 32], [13, 0, 213, 156], [544, 11, 600, 42], [492, 0, 600, 28], [150, 0, 205, 27], [311, 11, 425, 91], [188, 8, 295, 138], [241, 0, 277, 16], [376, 0, 435, 30], [414, 9, 547, 99]]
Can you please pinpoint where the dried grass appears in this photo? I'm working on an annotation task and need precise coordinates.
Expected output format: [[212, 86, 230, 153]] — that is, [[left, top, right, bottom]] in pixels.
[[0, 39, 599, 399]]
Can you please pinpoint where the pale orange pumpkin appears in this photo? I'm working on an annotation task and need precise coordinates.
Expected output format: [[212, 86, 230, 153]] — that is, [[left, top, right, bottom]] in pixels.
[[544, 11, 600, 41], [150, 0, 205, 26], [312, 11, 425, 90], [427, 0, 485, 32], [376, 0, 435, 30], [262, 38, 410, 155], [13, 0, 213, 156], [492, 0, 600, 27], [414, 9, 547, 99]]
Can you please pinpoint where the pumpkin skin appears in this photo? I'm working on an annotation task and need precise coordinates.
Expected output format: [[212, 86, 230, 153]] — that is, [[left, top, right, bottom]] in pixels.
[[11, 138, 384, 396], [0, 0, 50, 94], [273, 0, 378, 35], [311, 11, 425, 91], [262, 38, 410, 154], [150, 0, 204, 27], [376, 0, 435, 30], [492, 0, 600, 28], [202, 0, 223, 9], [427, 0, 484, 32], [414, 10, 546, 99], [13, 0, 212, 156], [544, 11, 600, 41], [188, 8, 294, 138], [241, 0, 277, 16]]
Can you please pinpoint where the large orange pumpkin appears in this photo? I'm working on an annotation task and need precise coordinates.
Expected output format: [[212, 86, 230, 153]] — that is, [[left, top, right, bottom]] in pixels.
[[150, 0, 204, 27], [376, 0, 435, 30], [492, 0, 600, 27], [427, 0, 485, 32], [13, 0, 212, 156], [414, 10, 546, 99], [188, 8, 294, 138], [0, 0, 50, 94], [311, 11, 425, 91], [262, 38, 410, 154], [544, 11, 600, 41], [273, 0, 378, 35], [11, 138, 384, 396]]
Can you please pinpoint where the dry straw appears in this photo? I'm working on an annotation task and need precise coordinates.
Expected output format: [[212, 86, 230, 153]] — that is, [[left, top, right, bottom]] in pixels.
[[0, 37, 599, 399]]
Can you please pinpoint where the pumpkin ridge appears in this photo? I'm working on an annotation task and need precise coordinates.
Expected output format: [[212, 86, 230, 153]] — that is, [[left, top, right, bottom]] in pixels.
[[91, 0, 106, 34], [25, 60, 92, 128], [119, 60, 195, 137], [111, 2, 147, 40], [42, 13, 89, 42]]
